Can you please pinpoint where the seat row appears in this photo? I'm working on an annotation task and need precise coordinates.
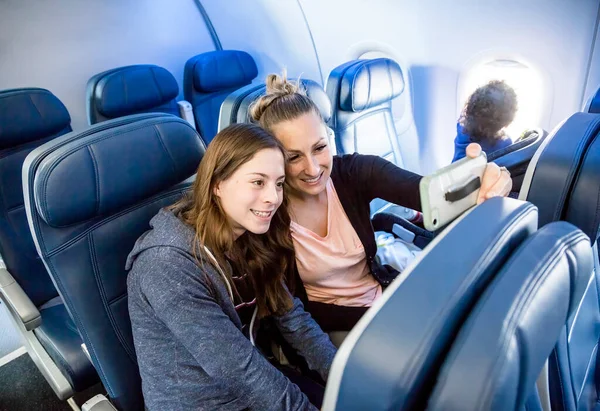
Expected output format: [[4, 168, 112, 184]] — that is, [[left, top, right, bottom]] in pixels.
[[3, 108, 600, 411], [2, 53, 600, 409]]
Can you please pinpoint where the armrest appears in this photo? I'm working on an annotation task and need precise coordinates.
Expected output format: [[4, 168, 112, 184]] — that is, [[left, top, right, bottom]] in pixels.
[[0, 267, 41, 330], [82, 395, 118, 411], [372, 213, 434, 249], [177, 100, 197, 131]]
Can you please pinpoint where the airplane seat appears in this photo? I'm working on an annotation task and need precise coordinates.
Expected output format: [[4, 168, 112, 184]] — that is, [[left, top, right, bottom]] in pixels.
[[326, 58, 406, 216], [184, 50, 258, 145], [487, 127, 549, 195], [428, 221, 593, 411], [0, 87, 100, 400], [583, 86, 600, 114], [22, 113, 204, 410], [322, 196, 538, 411], [86, 65, 184, 125], [218, 77, 333, 133], [519, 112, 600, 410]]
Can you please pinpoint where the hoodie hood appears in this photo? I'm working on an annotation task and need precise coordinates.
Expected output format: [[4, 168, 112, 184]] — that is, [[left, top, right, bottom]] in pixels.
[[125, 208, 195, 271]]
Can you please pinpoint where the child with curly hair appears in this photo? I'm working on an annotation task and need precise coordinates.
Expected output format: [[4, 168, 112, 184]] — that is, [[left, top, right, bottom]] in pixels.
[[452, 80, 518, 162]]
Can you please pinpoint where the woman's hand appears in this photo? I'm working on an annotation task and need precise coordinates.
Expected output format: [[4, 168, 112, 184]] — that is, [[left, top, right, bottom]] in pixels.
[[465, 143, 513, 204]]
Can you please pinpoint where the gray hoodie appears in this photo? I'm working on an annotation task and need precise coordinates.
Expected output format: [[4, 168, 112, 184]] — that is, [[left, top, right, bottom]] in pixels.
[[126, 208, 337, 411]]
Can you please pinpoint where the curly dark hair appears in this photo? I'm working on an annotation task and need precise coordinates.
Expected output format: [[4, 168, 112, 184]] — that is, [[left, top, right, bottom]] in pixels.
[[462, 80, 518, 145]]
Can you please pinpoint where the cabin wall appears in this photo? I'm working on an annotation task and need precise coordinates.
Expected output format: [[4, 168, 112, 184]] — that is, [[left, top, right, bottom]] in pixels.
[[0, 0, 216, 129], [200, 0, 322, 85], [1, 0, 599, 173], [297, 0, 600, 173], [583, 10, 600, 108]]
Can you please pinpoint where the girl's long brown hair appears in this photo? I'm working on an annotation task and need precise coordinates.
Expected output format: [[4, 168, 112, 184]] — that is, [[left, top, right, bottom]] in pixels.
[[170, 123, 295, 317]]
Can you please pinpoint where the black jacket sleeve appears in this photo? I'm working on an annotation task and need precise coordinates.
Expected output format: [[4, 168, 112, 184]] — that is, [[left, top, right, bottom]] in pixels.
[[338, 153, 423, 211]]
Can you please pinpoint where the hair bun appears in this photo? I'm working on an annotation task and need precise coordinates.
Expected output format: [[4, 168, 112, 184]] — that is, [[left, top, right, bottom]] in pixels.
[[249, 70, 304, 122]]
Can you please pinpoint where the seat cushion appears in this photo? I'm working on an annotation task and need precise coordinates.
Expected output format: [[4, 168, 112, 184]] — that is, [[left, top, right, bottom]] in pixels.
[[34, 300, 99, 391]]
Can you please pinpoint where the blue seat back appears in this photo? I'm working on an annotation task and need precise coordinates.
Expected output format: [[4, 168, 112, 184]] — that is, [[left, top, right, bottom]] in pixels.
[[0, 88, 71, 306], [326, 58, 406, 214], [86, 65, 180, 125], [184, 50, 257, 144], [429, 222, 592, 411], [520, 112, 600, 410], [326, 58, 405, 164], [23, 113, 204, 410], [218, 78, 332, 131], [585, 87, 600, 114], [322, 197, 538, 411]]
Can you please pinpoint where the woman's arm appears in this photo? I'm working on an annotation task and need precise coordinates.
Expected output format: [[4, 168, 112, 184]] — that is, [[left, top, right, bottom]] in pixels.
[[273, 296, 338, 381], [137, 249, 317, 411], [339, 153, 423, 211]]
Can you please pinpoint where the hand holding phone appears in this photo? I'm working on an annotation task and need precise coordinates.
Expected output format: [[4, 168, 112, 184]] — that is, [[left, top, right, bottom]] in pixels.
[[419, 153, 487, 231]]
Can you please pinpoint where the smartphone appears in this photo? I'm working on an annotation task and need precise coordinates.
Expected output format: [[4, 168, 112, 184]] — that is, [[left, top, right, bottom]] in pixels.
[[420, 153, 487, 232]]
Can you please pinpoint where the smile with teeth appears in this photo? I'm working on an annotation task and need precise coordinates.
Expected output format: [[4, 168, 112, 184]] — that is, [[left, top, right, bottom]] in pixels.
[[302, 172, 323, 184], [251, 210, 273, 218]]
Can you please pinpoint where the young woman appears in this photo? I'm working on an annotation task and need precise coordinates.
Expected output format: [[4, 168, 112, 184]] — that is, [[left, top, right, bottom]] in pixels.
[[452, 80, 518, 162], [127, 123, 336, 411], [249, 73, 513, 334]]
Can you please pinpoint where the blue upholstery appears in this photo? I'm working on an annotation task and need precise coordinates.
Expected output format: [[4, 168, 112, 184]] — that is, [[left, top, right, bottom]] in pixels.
[[87, 65, 180, 124], [327, 58, 406, 215], [0, 88, 70, 305], [35, 300, 101, 391], [586, 87, 600, 114], [0, 88, 99, 394], [429, 222, 593, 411], [327, 58, 404, 163], [322, 197, 538, 411], [488, 127, 548, 194], [218, 78, 332, 129], [521, 112, 600, 410], [184, 50, 257, 144], [23, 113, 204, 411]]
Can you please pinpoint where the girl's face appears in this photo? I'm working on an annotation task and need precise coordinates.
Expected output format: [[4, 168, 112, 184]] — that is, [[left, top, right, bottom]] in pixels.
[[215, 148, 285, 239], [270, 111, 333, 198]]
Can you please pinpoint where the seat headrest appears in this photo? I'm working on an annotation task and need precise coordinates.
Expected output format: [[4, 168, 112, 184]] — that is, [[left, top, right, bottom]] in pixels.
[[93, 65, 179, 118], [30, 114, 203, 227], [588, 87, 600, 114], [302, 79, 332, 123], [0, 88, 71, 150], [428, 222, 592, 411], [338, 58, 405, 112], [522, 112, 600, 242], [323, 197, 538, 410], [565, 125, 600, 242], [190, 50, 258, 93], [218, 79, 331, 130]]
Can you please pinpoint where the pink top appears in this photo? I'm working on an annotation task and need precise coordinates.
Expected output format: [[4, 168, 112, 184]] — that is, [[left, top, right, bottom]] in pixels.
[[290, 180, 382, 307]]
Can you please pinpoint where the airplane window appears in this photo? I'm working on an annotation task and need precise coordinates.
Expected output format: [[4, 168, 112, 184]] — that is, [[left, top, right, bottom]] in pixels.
[[459, 59, 544, 138]]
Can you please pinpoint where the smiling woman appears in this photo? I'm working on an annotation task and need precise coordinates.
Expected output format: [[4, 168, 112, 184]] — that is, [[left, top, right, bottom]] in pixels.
[[126, 123, 336, 411], [215, 147, 286, 239]]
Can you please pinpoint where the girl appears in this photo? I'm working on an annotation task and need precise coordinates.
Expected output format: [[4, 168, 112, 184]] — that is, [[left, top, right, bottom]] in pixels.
[[127, 123, 336, 410], [249, 73, 513, 335]]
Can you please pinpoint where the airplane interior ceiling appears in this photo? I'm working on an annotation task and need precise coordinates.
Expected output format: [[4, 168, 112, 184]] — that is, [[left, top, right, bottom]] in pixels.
[[1, 0, 599, 173]]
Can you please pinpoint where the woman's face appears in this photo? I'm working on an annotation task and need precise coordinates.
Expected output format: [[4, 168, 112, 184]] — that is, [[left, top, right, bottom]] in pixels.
[[270, 111, 333, 198], [215, 148, 285, 239]]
